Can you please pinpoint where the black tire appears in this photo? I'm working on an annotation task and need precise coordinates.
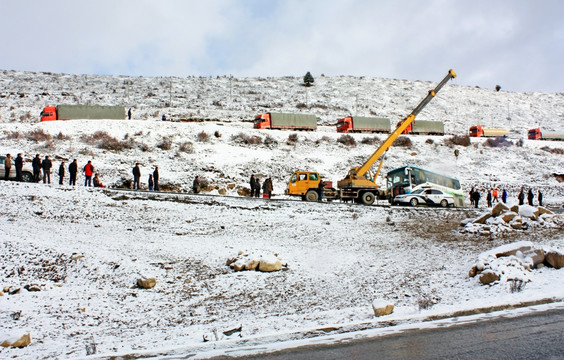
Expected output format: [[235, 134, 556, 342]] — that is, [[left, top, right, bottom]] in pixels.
[[361, 192, 375, 205], [305, 190, 319, 202], [21, 172, 33, 182], [440, 199, 449, 208], [410, 198, 418, 207]]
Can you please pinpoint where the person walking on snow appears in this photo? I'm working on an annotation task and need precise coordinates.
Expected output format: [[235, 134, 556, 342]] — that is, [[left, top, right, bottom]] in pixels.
[[15, 153, 23, 181], [492, 188, 499, 204], [84, 160, 94, 186], [4, 153, 11, 180], [42, 155, 52, 184], [486, 189, 492, 207], [518, 187, 525, 205], [69, 159, 78, 186], [132, 163, 141, 190], [527, 188, 534, 206], [317, 179, 325, 202], [148, 174, 154, 191], [32, 154, 42, 182], [58, 161, 65, 185], [502, 189, 508, 204], [153, 166, 159, 191], [538, 190, 543, 207]]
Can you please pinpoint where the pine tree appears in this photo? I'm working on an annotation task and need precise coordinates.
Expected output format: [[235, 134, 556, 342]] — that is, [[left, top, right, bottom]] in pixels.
[[303, 72, 314, 86]]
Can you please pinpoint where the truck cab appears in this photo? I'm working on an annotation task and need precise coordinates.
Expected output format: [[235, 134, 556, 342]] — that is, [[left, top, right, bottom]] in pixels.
[[40, 106, 57, 121], [528, 128, 541, 140], [253, 113, 271, 129], [336, 117, 353, 133], [469, 125, 483, 137]]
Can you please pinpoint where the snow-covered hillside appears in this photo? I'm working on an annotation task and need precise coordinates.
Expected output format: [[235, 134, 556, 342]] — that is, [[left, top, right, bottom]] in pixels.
[[0, 70, 563, 359]]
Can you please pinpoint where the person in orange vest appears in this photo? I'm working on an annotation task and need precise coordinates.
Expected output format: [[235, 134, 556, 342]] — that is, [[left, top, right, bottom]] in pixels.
[[492, 188, 499, 204]]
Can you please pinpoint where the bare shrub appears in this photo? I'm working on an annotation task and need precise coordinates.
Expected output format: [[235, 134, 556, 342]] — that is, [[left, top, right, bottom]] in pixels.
[[138, 143, 150, 152], [337, 135, 356, 146], [100, 138, 133, 152], [516, 138, 524, 147], [361, 136, 380, 145], [509, 279, 525, 293], [197, 131, 210, 142], [6, 131, 23, 140], [316, 136, 332, 145], [214, 131, 221, 138], [484, 136, 513, 147], [81, 131, 133, 152], [27, 129, 52, 142], [394, 136, 412, 147], [264, 135, 278, 146], [157, 137, 173, 150], [425, 138, 434, 145], [39, 140, 56, 152], [287, 133, 299, 144], [418, 298, 434, 310], [55, 132, 71, 141], [541, 146, 564, 155], [178, 141, 194, 153], [445, 135, 471, 147], [231, 132, 262, 145], [19, 112, 32, 122]]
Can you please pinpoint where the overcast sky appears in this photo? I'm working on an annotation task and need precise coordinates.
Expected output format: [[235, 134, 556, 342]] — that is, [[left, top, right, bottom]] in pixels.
[[2, 0, 563, 93]]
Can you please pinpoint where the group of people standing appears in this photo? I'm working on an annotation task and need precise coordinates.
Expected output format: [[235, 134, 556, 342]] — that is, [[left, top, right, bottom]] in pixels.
[[469, 187, 543, 208], [249, 175, 273, 198], [133, 163, 159, 191]]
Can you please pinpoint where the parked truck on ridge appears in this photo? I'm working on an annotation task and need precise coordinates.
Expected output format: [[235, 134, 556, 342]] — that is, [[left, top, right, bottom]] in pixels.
[[469, 125, 508, 137], [253, 112, 317, 131], [527, 128, 564, 141], [336, 116, 391, 133], [40, 105, 125, 122], [400, 120, 445, 135]]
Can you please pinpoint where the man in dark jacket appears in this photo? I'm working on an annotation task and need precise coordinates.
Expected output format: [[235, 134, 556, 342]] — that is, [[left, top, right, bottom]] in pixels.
[[518, 187, 525, 205], [318, 179, 325, 202], [68, 159, 78, 186], [153, 166, 159, 191], [15, 153, 23, 181], [527, 189, 534, 206], [132, 163, 141, 190], [249, 175, 256, 197], [58, 161, 65, 185], [538, 190, 543, 207], [42, 155, 52, 184], [32, 154, 42, 182], [471, 189, 481, 208]]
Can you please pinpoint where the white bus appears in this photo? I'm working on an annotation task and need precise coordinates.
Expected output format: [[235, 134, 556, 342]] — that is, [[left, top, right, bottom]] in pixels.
[[386, 165, 464, 207]]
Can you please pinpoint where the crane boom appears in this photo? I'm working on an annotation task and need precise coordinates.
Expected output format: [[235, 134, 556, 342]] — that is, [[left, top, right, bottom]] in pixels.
[[338, 69, 456, 189]]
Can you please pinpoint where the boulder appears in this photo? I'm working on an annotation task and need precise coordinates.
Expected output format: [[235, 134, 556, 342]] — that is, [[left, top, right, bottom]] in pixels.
[[246, 258, 260, 271], [501, 212, 518, 223], [473, 213, 492, 224], [479, 271, 500, 285], [491, 202, 510, 217], [258, 256, 282, 272], [510, 205, 520, 213], [372, 300, 394, 317], [468, 265, 479, 278], [137, 277, 157, 289], [537, 207, 553, 216], [527, 249, 545, 267], [496, 244, 532, 258], [1, 333, 31, 348], [545, 252, 564, 269]]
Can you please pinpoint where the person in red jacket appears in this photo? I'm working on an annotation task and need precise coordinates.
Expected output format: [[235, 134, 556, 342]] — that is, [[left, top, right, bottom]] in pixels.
[[84, 160, 94, 187]]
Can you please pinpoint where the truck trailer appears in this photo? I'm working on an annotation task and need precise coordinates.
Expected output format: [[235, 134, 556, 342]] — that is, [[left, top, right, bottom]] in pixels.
[[527, 128, 564, 141], [336, 116, 391, 133], [253, 113, 317, 131], [41, 105, 125, 121], [400, 120, 445, 135], [469, 125, 508, 137]]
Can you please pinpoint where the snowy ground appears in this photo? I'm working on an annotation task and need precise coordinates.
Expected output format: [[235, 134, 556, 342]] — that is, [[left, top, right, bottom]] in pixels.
[[0, 70, 563, 358]]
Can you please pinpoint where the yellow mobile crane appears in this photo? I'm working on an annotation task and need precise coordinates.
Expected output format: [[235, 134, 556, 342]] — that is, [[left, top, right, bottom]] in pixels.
[[286, 69, 456, 205]]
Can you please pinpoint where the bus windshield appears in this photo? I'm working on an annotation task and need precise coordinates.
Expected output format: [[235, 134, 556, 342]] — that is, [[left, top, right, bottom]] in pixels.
[[387, 166, 461, 197]]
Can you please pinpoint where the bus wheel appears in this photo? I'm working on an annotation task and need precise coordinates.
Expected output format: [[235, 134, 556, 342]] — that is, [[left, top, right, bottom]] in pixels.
[[440, 199, 449, 208], [410, 198, 418, 207], [305, 190, 319, 202], [361, 192, 375, 205]]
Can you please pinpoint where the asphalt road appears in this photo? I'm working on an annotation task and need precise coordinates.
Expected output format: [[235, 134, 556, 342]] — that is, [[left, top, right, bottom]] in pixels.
[[226, 308, 564, 360]]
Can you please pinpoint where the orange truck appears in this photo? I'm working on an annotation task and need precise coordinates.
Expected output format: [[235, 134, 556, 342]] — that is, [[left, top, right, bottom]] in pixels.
[[469, 125, 508, 137], [253, 112, 317, 131], [40, 105, 125, 121], [336, 116, 390, 133], [527, 128, 564, 141]]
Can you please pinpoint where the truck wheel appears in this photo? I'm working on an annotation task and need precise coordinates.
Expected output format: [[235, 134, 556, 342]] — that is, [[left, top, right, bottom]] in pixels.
[[361, 192, 375, 205], [440, 199, 449, 208], [22, 172, 33, 182], [305, 190, 319, 202], [410, 198, 418, 207]]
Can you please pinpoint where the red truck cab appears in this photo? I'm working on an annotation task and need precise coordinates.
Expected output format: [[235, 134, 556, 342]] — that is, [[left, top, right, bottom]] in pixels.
[[397, 121, 413, 134], [528, 128, 541, 140], [40, 106, 57, 121], [469, 125, 483, 137], [336, 117, 353, 133], [253, 113, 271, 129]]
